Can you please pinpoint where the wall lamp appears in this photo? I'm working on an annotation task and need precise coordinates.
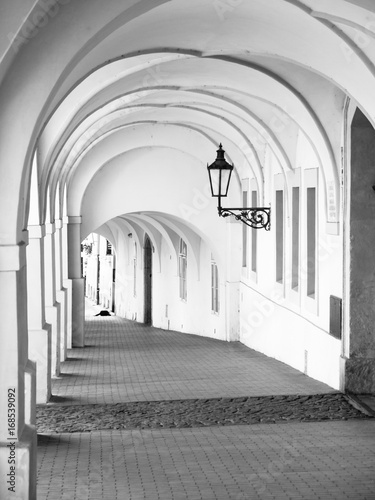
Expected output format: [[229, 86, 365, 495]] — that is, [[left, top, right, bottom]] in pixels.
[[207, 144, 271, 230]]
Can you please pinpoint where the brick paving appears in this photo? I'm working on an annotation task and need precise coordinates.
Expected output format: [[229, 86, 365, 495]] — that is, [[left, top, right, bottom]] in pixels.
[[49, 314, 334, 405], [37, 422, 375, 500], [37, 303, 375, 500]]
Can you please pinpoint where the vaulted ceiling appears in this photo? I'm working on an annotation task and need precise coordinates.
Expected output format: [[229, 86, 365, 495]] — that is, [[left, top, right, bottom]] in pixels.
[[1, 0, 374, 242]]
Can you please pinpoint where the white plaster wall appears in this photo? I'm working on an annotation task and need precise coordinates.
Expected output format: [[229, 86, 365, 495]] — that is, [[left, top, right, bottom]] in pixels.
[[99, 255, 113, 308], [85, 255, 98, 302], [240, 286, 341, 389], [113, 231, 143, 321], [151, 237, 226, 339], [239, 135, 343, 390], [113, 226, 227, 340]]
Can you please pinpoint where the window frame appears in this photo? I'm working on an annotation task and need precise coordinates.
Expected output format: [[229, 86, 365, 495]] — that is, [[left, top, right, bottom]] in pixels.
[[211, 257, 219, 314], [179, 239, 187, 301]]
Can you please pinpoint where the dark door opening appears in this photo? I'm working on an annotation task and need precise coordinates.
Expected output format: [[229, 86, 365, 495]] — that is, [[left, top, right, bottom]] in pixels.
[[144, 235, 152, 325]]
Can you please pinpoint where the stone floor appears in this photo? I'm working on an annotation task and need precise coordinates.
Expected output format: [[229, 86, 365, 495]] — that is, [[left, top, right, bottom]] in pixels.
[[48, 316, 335, 405], [37, 302, 375, 499]]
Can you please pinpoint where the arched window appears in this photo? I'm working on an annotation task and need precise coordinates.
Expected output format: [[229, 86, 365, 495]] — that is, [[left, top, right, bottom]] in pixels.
[[179, 239, 187, 301]]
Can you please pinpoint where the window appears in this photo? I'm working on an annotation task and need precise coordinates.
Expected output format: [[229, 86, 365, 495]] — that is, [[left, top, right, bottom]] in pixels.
[[242, 191, 248, 267], [307, 187, 316, 298], [179, 239, 187, 301], [211, 257, 219, 313], [292, 187, 300, 290], [276, 190, 284, 283], [133, 243, 137, 297], [106, 240, 112, 255], [251, 190, 257, 273]]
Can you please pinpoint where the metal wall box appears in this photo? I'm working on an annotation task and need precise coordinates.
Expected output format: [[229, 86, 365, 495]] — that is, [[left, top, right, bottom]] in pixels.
[[329, 295, 342, 339]]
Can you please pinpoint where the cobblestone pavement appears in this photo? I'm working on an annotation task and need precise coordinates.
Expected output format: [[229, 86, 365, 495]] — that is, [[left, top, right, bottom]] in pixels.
[[37, 393, 372, 433]]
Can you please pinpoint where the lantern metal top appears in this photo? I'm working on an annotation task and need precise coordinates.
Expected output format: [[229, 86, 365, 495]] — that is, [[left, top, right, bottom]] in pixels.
[[207, 143, 233, 171]]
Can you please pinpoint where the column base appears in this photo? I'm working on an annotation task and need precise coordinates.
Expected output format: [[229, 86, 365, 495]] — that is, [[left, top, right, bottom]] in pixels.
[[28, 327, 51, 404], [341, 356, 375, 393]]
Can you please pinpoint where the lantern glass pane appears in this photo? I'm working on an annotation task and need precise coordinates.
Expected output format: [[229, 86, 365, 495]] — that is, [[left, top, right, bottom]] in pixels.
[[220, 168, 232, 196], [208, 168, 221, 197]]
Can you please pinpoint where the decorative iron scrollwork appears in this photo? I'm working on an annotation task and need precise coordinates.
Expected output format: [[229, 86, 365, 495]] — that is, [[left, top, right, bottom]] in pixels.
[[218, 207, 271, 230]]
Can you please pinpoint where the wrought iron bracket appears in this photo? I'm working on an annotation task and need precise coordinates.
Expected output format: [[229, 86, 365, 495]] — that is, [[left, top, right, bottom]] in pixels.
[[218, 206, 271, 230]]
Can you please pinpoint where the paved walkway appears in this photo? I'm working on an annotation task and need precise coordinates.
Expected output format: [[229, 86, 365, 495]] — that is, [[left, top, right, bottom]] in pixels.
[[49, 307, 333, 405], [37, 303, 375, 499]]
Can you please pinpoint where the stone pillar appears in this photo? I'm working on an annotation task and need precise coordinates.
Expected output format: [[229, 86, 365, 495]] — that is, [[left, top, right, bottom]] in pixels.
[[44, 223, 61, 377], [0, 234, 37, 500], [55, 219, 68, 362], [67, 216, 85, 347], [27, 225, 52, 403], [62, 216, 72, 349], [343, 109, 375, 393]]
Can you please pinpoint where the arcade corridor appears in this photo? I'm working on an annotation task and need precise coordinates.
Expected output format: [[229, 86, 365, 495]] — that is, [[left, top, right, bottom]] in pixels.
[[36, 302, 375, 500], [3, 2, 375, 498]]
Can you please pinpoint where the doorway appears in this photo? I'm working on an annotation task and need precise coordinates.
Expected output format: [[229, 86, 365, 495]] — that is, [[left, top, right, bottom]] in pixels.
[[144, 235, 152, 324]]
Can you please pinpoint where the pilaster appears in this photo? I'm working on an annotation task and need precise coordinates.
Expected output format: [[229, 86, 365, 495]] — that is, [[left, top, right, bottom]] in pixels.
[[55, 219, 68, 362]]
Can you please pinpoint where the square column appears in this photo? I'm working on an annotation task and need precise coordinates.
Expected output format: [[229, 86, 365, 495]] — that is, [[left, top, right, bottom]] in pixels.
[[62, 217, 73, 348], [27, 225, 52, 403], [67, 216, 85, 347], [55, 219, 68, 362], [0, 236, 37, 500]]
